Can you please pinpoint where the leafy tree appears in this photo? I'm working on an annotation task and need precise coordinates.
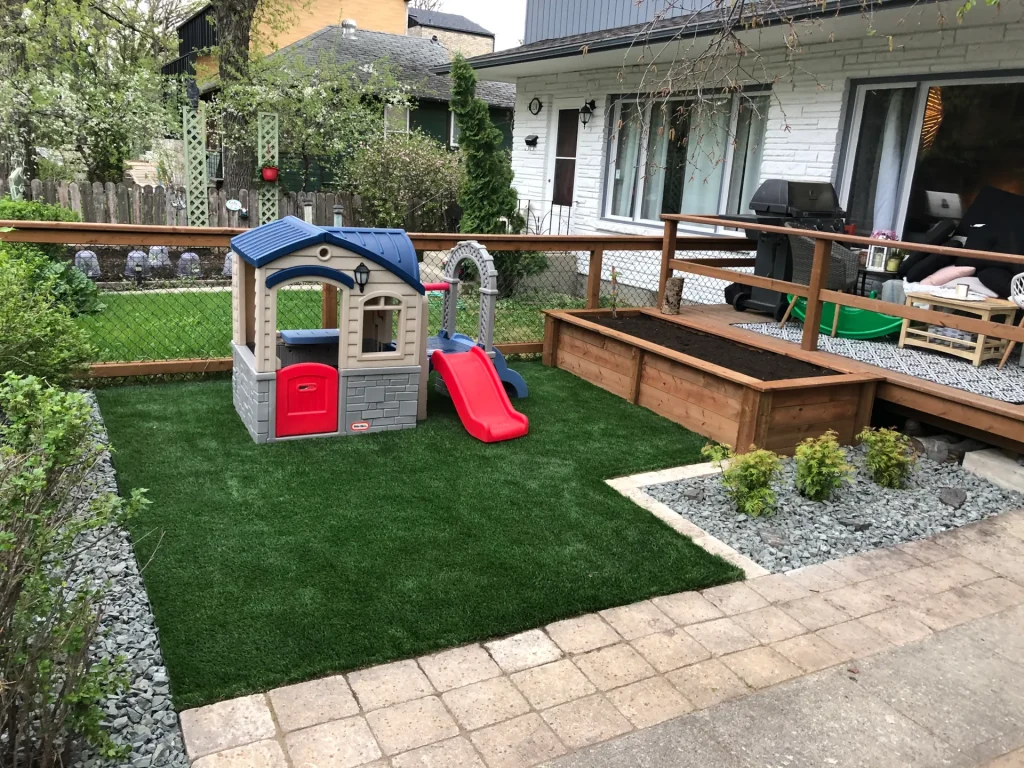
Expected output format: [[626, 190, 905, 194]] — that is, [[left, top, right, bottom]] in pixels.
[[450, 54, 545, 293], [345, 132, 461, 231], [212, 53, 408, 190]]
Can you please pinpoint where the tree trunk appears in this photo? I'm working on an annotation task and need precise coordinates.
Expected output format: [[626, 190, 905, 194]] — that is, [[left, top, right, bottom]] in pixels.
[[213, 0, 259, 190]]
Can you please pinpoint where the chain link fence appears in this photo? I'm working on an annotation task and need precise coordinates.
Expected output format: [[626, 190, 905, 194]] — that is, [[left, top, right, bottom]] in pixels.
[[61, 240, 753, 366]]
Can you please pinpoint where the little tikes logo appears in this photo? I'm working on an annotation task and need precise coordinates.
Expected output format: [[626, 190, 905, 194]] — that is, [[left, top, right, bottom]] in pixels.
[[350, 421, 370, 432]]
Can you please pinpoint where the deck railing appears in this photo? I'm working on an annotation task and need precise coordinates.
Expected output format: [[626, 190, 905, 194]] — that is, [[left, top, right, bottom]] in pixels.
[[659, 214, 1024, 353], [0, 220, 754, 377]]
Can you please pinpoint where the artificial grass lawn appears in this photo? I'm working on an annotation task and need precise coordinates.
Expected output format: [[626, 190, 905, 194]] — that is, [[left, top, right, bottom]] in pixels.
[[79, 288, 586, 362], [97, 363, 741, 709]]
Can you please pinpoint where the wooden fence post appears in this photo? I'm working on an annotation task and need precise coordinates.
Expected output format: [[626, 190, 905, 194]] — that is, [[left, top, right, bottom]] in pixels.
[[322, 286, 338, 328], [658, 218, 678, 308], [801, 236, 832, 351], [586, 247, 604, 308]]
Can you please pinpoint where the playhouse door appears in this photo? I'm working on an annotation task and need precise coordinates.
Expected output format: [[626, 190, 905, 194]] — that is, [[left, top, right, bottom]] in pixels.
[[276, 363, 338, 438]]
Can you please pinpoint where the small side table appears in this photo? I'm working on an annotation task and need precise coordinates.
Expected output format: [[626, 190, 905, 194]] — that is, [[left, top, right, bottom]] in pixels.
[[856, 267, 896, 297], [898, 292, 1017, 367]]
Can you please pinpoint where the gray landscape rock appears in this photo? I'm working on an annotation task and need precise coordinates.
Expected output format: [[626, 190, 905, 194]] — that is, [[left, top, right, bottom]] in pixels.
[[938, 487, 968, 509], [644, 445, 1024, 573], [68, 396, 189, 768]]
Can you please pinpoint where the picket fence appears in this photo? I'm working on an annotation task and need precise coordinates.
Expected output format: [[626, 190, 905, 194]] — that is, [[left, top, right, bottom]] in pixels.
[[0, 178, 367, 227]]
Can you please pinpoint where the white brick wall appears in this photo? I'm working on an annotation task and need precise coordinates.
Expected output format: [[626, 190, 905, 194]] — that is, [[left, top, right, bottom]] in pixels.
[[509, 20, 1024, 238]]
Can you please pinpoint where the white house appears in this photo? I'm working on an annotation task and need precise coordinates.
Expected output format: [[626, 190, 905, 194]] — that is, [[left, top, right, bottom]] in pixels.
[[447, 0, 1023, 259]]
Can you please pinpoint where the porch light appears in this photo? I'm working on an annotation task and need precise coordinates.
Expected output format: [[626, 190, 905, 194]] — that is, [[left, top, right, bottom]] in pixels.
[[579, 100, 596, 128], [354, 262, 370, 292]]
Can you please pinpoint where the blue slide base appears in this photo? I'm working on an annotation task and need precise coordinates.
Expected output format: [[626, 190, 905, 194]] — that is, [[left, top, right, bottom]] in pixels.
[[426, 330, 528, 399]]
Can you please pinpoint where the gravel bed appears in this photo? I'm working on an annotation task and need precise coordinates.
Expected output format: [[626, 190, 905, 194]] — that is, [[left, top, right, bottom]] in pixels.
[[68, 395, 188, 768], [644, 446, 1024, 573]]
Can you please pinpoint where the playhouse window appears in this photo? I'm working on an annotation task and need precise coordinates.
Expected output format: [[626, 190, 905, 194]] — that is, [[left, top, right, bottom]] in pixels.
[[361, 296, 403, 355]]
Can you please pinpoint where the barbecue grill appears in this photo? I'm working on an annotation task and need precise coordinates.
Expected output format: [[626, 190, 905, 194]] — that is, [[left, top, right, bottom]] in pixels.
[[727, 179, 847, 317]]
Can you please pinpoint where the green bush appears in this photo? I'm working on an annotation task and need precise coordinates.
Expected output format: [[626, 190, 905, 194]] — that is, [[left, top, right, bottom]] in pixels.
[[702, 443, 782, 517], [794, 430, 853, 501], [0, 374, 148, 766], [0, 249, 94, 384], [857, 427, 917, 489], [0, 199, 101, 315]]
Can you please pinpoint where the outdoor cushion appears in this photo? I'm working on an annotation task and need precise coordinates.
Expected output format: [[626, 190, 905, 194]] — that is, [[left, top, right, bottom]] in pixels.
[[922, 265, 975, 286], [905, 253, 955, 283], [976, 267, 1014, 298]]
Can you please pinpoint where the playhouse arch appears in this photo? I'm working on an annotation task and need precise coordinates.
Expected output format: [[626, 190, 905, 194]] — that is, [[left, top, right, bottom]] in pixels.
[[441, 241, 498, 353]]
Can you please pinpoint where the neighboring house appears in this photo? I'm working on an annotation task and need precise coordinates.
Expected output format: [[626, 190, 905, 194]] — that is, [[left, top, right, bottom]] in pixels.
[[407, 8, 496, 58], [448, 0, 1024, 247], [162, 0, 410, 80], [275, 22, 514, 154]]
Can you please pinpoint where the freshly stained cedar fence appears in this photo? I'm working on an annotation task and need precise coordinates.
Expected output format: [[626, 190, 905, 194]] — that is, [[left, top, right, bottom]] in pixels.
[[0, 220, 755, 377]]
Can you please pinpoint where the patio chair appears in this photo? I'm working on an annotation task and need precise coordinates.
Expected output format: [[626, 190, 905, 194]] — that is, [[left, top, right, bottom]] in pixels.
[[997, 272, 1024, 369], [778, 234, 860, 336]]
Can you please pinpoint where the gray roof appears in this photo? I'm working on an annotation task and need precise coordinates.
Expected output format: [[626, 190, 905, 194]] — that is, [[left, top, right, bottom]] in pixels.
[[407, 8, 494, 38], [273, 26, 514, 108], [443, 0, 924, 73]]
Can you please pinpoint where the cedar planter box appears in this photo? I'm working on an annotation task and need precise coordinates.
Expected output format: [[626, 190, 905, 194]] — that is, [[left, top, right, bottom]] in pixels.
[[542, 308, 880, 455]]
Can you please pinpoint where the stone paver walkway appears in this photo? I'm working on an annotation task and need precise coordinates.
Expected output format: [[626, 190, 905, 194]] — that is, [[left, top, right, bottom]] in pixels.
[[181, 509, 1024, 768]]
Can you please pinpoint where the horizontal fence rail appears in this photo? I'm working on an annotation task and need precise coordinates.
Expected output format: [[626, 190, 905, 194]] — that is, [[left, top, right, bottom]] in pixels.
[[660, 214, 1024, 351], [1, 221, 755, 377]]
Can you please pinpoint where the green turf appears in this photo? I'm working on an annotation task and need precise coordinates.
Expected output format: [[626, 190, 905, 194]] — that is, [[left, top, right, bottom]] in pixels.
[[78, 288, 587, 362], [96, 363, 740, 709]]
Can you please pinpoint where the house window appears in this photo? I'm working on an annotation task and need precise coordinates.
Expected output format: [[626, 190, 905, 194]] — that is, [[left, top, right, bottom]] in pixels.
[[384, 105, 410, 136], [604, 94, 770, 224], [360, 295, 403, 355], [841, 76, 1024, 238], [450, 113, 461, 147]]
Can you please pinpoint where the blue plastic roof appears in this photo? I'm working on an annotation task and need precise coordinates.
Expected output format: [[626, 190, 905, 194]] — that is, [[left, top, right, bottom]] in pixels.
[[230, 217, 423, 293]]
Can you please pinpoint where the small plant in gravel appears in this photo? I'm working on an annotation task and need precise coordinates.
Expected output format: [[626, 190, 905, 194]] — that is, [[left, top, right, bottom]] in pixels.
[[857, 427, 917, 489], [702, 443, 782, 517], [794, 430, 853, 502]]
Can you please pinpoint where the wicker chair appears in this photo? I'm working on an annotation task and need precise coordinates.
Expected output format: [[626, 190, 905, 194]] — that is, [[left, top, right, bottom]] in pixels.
[[998, 272, 1024, 369], [779, 234, 861, 336]]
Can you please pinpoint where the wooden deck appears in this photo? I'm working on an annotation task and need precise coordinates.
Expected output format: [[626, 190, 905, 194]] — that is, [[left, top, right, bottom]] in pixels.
[[670, 304, 1024, 452]]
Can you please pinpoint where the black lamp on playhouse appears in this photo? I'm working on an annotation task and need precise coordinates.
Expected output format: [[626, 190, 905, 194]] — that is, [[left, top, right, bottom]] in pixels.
[[354, 262, 370, 292]]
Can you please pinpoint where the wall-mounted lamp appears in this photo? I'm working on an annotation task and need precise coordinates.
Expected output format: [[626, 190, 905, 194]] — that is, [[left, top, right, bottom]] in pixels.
[[579, 100, 597, 128], [525, 134, 539, 149], [354, 262, 370, 292]]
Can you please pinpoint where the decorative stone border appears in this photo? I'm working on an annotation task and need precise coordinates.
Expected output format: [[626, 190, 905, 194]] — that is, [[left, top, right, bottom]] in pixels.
[[605, 462, 769, 579]]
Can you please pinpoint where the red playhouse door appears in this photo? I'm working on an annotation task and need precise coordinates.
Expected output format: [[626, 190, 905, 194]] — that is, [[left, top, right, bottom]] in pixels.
[[275, 363, 339, 438]]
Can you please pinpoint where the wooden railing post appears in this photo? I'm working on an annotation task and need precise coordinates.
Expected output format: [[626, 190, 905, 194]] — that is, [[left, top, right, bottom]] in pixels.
[[658, 218, 678, 308], [322, 284, 338, 328], [586, 248, 604, 309], [801, 236, 832, 351]]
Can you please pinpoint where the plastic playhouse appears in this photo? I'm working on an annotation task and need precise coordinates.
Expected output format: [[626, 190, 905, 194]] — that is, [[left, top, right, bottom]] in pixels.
[[228, 217, 528, 444]]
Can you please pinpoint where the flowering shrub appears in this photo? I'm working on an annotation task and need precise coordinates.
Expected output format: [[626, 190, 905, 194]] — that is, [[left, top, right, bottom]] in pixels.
[[345, 132, 461, 232]]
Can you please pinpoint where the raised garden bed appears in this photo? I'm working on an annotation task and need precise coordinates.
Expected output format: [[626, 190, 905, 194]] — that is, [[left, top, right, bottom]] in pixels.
[[542, 308, 881, 454]]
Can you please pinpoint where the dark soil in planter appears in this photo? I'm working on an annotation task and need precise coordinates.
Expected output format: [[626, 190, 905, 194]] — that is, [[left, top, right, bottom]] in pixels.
[[593, 314, 836, 381]]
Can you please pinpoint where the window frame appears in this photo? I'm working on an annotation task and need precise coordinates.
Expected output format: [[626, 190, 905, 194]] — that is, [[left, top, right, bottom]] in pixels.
[[601, 92, 768, 232], [357, 293, 406, 361], [384, 105, 411, 137], [449, 111, 460, 148], [837, 71, 1024, 237]]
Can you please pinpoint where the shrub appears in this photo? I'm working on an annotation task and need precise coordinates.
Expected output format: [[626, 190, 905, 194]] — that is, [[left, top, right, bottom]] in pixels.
[[0, 374, 147, 766], [0, 199, 101, 315], [701, 443, 782, 517], [0, 249, 94, 384], [794, 430, 853, 501], [857, 427, 917, 489], [345, 132, 461, 232]]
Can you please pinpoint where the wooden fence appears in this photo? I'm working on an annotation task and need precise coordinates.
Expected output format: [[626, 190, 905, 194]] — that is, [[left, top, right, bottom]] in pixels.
[[0, 178, 367, 228]]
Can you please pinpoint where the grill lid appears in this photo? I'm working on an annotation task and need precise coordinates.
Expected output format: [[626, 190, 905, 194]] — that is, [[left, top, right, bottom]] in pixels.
[[749, 179, 844, 218]]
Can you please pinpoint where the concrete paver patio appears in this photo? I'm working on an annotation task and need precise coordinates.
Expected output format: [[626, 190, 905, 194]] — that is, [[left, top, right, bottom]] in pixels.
[[182, 509, 1024, 768]]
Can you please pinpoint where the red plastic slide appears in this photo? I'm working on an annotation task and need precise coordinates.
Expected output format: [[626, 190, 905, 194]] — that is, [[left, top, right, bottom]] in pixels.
[[431, 345, 529, 443]]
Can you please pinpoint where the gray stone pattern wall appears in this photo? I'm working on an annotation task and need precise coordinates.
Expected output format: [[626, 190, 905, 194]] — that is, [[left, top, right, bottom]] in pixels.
[[232, 344, 274, 443], [341, 366, 420, 434]]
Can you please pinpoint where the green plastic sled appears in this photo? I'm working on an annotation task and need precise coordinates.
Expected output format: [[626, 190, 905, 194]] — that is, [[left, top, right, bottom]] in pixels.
[[788, 296, 903, 339]]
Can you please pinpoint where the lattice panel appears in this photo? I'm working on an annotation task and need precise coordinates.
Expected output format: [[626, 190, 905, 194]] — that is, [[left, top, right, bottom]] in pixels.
[[182, 105, 209, 227], [258, 112, 279, 225]]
